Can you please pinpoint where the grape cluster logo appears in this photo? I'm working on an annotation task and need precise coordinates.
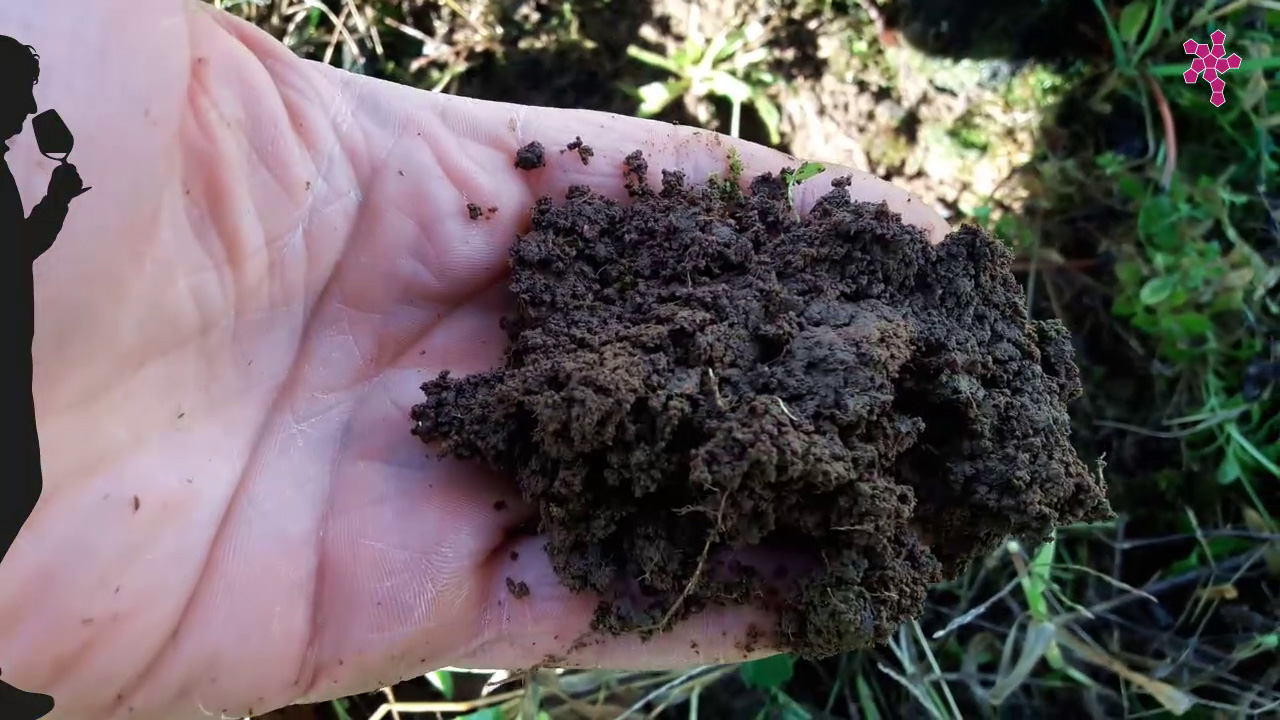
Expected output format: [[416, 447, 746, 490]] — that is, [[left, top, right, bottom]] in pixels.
[[1182, 29, 1242, 107]]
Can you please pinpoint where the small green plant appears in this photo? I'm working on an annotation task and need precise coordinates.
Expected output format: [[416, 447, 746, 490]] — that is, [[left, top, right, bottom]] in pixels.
[[1085, 0, 1279, 526], [729, 147, 745, 180], [781, 161, 825, 208], [705, 147, 748, 199], [626, 22, 782, 144]]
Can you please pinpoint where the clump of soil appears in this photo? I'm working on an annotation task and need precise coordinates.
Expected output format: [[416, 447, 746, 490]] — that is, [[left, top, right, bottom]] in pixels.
[[515, 141, 546, 170], [411, 150, 1112, 658], [506, 577, 531, 599], [564, 136, 594, 165]]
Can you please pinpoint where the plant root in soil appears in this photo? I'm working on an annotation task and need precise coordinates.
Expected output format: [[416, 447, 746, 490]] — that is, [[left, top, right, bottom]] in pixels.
[[410, 149, 1113, 658]]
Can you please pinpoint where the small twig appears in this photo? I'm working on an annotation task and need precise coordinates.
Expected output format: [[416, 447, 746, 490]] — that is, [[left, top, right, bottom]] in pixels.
[[1074, 552, 1255, 621], [365, 687, 526, 720], [291, 0, 364, 66], [705, 368, 725, 410], [648, 492, 730, 633], [381, 686, 402, 720], [616, 666, 732, 720], [1094, 407, 1244, 438], [775, 396, 798, 421]]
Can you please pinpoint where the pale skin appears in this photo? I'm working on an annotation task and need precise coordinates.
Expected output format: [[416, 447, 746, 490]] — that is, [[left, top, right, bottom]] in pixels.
[[0, 1, 952, 718]]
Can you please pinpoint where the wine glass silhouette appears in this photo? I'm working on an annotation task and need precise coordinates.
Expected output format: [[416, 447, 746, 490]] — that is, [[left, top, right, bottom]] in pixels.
[[31, 109, 90, 195]]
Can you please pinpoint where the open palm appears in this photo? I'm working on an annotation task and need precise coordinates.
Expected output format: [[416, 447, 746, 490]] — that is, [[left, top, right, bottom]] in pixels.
[[0, 2, 950, 718]]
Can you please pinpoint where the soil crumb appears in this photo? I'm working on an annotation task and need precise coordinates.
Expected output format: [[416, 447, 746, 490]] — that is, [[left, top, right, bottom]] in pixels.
[[467, 203, 484, 220], [514, 141, 546, 171], [565, 136, 594, 165], [411, 150, 1112, 658], [506, 577, 531, 599]]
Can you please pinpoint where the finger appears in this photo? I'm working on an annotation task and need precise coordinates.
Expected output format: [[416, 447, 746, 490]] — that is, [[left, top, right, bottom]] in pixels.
[[321, 69, 951, 246], [501, 106, 951, 246]]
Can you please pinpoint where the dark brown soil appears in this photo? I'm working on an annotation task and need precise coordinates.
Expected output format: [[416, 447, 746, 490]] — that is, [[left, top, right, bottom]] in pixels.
[[410, 150, 1112, 658], [514, 141, 547, 170], [564, 136, 594, 165], [506, 577, 531, 599]]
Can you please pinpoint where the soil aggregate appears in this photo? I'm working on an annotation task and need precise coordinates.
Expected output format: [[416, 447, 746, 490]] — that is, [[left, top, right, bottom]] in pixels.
[[467, 202, 484, 220], [514, 141, 546, 170], [506, 577, 531, 599], [411, 149, 1112, 658], [565, 136, 594, 165]]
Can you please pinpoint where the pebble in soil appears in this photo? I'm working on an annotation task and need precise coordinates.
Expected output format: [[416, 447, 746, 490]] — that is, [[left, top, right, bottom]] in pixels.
[[411, 149, 1112, 658]]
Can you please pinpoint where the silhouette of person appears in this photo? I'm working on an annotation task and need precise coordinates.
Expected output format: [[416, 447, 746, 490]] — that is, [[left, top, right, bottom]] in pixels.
[[0, 34, 84, 720]]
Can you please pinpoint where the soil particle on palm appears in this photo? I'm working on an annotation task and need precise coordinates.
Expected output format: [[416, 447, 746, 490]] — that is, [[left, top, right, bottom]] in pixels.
[[467, 203, 485, 220], [564, 136, 594, 165], [506, 577, 531, 599], [514, 141, 546, 171], [411, 149, 1112, 658]]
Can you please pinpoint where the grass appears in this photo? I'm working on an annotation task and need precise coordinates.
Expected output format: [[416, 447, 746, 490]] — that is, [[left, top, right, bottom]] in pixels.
[[206, 1, 1278, 718], [625, 18, 782, 143]]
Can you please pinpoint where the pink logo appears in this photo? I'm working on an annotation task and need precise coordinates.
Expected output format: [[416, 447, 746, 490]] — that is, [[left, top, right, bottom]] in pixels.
[[1183, 30, 1242, 107]]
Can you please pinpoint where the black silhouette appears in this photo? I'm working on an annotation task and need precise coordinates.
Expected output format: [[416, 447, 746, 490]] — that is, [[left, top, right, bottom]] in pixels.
[[0, 34, 89, 720]]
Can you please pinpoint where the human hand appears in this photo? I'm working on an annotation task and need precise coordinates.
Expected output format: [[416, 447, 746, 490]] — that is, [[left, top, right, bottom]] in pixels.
[[0, 1, 951, 719], [46, 162, 86, 202]]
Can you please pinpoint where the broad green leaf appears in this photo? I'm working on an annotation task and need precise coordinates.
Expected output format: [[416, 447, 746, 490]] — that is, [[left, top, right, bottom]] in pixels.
[[707, 71, 754, 103], [792, 161, 826, 184], [1111, 294, 1137, 317], [1118, 2, 1150, 45], [1216, 452, 1241, 485], [1113, 260, 1144, 288], [1116, 174, 1145, 200], [1139, 275, 1177, 306], [740, 653, 796, 690], [1170, 313, 1212, 337], [425, 669, 454, 699], [701, 31, 731, 72], [626, 45, 683, 75], [636, 79, 688, 116]]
